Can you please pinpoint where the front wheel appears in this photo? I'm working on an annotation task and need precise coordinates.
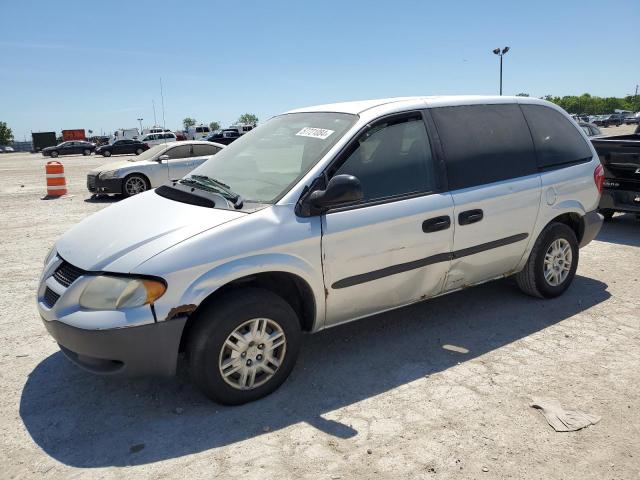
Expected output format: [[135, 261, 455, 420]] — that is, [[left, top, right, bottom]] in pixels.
[[188, 288, 301, 405], [83, 149, 91, 156], [50, 151, 59, 158], [122, 174, 149, 197], [103, 150, 111, 157], [135, 148, 143, 155], [516, 223, 579, 299]]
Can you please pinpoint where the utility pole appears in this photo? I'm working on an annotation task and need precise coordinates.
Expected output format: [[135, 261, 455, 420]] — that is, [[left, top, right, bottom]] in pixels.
[[492, 47, 510, 95], [152, 100, 157, 126]]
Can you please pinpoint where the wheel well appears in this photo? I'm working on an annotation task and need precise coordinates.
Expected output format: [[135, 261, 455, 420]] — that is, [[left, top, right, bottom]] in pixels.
[[548, 212, 583, 243], [178, 272, 316, 353]]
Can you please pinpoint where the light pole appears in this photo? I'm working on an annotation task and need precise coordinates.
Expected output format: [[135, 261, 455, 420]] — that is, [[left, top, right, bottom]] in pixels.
[[137, 118, 143, 133], [492, 46, 510, 95]]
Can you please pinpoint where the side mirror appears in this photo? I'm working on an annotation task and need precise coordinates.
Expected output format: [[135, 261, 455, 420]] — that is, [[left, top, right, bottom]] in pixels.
[[308, 174, 363, 211], [157, 154, 170, 162]]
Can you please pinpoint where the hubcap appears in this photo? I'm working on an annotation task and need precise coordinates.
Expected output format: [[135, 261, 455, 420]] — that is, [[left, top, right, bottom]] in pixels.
[[543, 238, 572, 286], [218, 318, 286, 390], [124, 177, 146, 195]]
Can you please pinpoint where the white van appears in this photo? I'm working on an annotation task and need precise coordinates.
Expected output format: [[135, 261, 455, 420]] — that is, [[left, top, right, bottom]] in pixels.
[[143, 127, 172, 135], [186, 125, 211, 140], [140, 131, 177, 147], [112, 128, 139, 143], [38, 96, 603, 405]]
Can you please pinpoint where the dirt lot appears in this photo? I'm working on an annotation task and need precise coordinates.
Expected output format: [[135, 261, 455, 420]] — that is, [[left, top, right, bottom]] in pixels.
[[1, 127, 639, 479]]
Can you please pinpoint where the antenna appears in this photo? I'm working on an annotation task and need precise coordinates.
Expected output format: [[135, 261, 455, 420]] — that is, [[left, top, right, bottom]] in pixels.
[[160, 77, 168, 146], [152, 100, 157, 126]]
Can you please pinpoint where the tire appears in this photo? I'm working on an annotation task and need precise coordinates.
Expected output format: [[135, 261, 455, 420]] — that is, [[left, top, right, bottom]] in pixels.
[[188, 288, 301, 405], [83, 149, 91, 156], [135, 148, 143, 155], [515, 223, 579, 299], [599, 209, 615, 220], [50, 151, 59, 158], [103, 150, 111, 157], [122, 174, 149, 197]]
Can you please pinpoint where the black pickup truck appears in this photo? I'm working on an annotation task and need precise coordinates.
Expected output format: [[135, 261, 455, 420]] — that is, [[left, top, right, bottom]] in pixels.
[[591, 133, 640, 219]]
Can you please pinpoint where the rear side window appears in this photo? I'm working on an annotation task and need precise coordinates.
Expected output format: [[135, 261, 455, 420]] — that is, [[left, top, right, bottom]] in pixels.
[[431, 104, 537, 190], [192, 144, 220, 156], [520, 104, 593, 169]]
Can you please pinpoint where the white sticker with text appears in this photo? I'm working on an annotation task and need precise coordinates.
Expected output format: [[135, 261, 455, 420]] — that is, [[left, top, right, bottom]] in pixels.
[[296, 127, 335, 140]]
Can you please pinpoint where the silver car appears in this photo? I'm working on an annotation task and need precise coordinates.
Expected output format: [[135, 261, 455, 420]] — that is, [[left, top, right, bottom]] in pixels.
[[38, 96, 604, 404]]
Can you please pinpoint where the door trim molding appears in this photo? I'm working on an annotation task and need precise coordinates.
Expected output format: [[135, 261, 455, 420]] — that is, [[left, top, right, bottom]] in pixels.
[[331, 232, 528, 289]]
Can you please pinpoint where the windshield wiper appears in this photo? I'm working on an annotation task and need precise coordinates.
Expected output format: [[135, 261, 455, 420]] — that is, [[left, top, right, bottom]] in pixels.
[[179, 175, 244, 209]]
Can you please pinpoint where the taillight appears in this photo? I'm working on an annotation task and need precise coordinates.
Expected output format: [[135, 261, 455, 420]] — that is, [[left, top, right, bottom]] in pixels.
[[594, 164, 604, 194]]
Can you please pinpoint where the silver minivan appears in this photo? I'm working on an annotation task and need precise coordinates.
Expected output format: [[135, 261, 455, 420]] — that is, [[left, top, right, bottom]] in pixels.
[[38, 96, 604, 404]]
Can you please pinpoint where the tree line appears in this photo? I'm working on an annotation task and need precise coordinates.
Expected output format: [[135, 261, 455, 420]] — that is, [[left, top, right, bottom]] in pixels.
[[516, 92, 640, 115]]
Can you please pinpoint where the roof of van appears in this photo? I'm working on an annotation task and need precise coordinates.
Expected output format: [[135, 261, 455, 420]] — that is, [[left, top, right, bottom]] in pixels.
[[286, 95, 551, 115]]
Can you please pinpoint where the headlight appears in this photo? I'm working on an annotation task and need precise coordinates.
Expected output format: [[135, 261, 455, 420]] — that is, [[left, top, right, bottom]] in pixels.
[[79, 275, 166, 310], [44, 245, 56, 265], [99, 170, 119, 180]]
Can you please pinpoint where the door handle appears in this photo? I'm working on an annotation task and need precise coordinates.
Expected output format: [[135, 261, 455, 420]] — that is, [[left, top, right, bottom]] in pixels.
[[458, 209, 484, 225], [422, 215, 451, 233]]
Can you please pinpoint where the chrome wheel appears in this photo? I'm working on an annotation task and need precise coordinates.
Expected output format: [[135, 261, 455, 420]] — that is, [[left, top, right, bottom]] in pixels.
[[543, 238, 572, 286], [218, 318, 286, 390], [124, 176, 147, 195]]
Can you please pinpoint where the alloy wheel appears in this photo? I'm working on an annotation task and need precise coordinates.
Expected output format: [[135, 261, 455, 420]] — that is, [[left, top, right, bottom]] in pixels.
[[218, 318, 287, 390], [543, 238, 572, 286]]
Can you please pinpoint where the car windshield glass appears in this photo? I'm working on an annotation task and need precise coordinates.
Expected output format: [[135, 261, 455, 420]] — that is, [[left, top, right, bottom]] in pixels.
[[127, 144, 166, 161], [185, 112, 357, 203]]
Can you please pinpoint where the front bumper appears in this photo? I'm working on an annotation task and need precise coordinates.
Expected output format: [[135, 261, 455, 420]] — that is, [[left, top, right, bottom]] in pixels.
[[87, 174, 123, 194], [42, 317, 187, 376], [599, 188, 640, 214], [579, 210, 603, 248]]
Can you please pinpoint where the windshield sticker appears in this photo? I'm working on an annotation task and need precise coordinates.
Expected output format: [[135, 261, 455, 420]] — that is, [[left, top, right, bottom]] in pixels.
[[296, 127, 335, 140]]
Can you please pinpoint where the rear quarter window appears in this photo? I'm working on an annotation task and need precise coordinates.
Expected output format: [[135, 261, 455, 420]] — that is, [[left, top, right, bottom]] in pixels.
[[431, 104, 537, 190], [520, 104, 593, 169]]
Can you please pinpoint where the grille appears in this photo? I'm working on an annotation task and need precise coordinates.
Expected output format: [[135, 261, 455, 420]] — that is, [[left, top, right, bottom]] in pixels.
[[87, 174, 97, 192], [53, 261, 87, 287], [43, 287, 60, 308]]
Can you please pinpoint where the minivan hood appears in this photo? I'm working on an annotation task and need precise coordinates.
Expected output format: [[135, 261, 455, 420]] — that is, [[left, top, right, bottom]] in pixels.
[[56, 191, 246, 272]]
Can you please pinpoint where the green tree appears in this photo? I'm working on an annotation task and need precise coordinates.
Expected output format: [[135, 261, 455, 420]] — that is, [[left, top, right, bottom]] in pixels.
[[209, 121, 221, 131], [237, 113, 258, 126], [183, 117, 197, 130], [0, 121, 13, 145]]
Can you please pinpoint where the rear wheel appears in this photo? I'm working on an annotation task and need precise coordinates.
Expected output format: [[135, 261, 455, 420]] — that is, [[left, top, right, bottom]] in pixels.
[[103, 150, 111, 157], [122, 174, 149, 197], [188, 288, 301, 405], [83, 148, 91, 156], [135, 148, 143, 155], [516, 223, 579, 299]]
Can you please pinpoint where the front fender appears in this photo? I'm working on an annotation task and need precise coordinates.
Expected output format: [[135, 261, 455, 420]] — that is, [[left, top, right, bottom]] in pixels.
[[173, 253, 325, 329]]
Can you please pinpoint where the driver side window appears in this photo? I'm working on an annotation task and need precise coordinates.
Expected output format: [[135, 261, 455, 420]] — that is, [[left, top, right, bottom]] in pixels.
[[333, 114, 437, 202]]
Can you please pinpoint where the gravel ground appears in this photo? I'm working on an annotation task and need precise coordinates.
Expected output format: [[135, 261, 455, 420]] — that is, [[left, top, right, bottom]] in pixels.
[[1, 126, 639, 479]]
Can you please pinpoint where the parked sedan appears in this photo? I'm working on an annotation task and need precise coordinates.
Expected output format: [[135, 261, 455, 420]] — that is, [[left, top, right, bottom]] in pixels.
[[95, 139, 150, 157], [578, 122, 604, 138], [593, 113, 624, 127], [42, 141, 96, 157], [87, 140, 224, 197], [0, 145, 15, 153], [204, 129, 241, 145], [624, 113, 639, 125]]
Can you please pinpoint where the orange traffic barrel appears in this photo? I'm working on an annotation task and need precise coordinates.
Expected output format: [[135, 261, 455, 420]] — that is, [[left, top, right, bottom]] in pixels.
[[45, 161, 67, 196]]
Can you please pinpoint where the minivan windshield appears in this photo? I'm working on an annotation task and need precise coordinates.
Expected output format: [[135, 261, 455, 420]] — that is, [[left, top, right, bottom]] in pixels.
[[184, 112, 358, 203]]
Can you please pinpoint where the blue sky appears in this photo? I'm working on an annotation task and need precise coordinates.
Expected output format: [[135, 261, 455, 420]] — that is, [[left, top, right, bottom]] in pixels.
[[1, 0, 638, 141]]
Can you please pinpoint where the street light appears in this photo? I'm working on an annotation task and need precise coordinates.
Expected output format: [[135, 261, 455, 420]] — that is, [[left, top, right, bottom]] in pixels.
[[492, 46, 510, 95], [137, 118, 143, 133]]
